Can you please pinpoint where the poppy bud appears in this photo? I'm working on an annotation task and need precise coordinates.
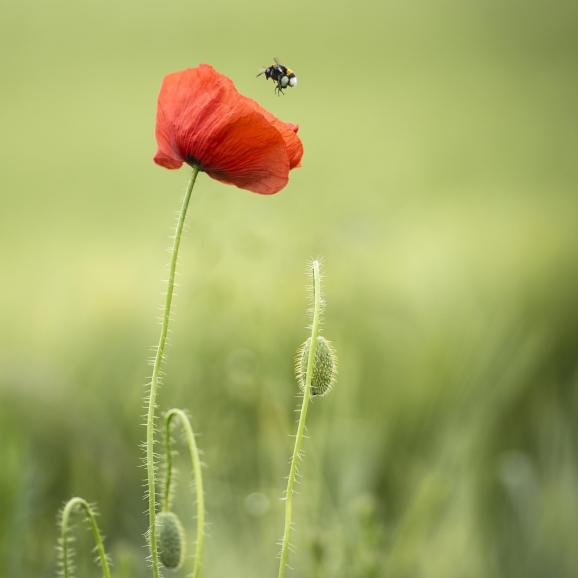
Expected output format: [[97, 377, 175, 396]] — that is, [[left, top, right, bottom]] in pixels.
[[156, 511, 185, 570], [296, 336, 337, 397]]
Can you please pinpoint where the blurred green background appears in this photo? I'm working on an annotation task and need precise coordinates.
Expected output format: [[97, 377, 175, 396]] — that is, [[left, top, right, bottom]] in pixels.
[[1, 0, 578, 576]]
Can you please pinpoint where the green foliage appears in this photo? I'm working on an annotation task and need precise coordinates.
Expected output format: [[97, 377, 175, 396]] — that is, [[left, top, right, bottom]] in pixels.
[[1, 0, 578, 577]]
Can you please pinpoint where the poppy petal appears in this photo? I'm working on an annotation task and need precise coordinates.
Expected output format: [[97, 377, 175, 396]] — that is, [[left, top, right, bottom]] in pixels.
[[252, 107, 304, 169]]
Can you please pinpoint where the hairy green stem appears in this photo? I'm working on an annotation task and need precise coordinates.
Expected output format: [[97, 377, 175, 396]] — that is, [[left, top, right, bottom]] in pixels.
[[163, 408, 205, 578], [60, 497, 112, 578], [146, 167, 199, 578], [277, 260, 322, 578]]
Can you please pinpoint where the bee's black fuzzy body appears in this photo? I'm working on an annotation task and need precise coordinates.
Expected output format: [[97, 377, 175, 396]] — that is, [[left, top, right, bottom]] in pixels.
[[258, 59, 298, 95]]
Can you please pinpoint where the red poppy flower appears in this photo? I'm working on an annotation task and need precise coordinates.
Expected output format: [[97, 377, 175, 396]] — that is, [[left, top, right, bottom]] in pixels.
[[154, 65, 303, 195]]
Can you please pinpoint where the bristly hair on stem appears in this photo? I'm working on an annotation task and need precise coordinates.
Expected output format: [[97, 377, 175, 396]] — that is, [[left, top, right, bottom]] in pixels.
[[58, 497, 112, 578], [277, 259, 337, 578], [145, 166, 200, 578], [162, 408, 205, 578]]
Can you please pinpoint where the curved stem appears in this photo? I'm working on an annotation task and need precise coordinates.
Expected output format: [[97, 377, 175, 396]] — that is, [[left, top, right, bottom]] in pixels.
[[278, 260, 322, 578], [163, 408, 206, 578], [59, 497, 112, 578], [146, 166, 200, 578]]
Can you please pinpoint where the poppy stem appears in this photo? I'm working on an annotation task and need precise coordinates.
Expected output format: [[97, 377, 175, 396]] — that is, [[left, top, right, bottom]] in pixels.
[[277, 260, 322, 578], [146, 166, 200, 578]]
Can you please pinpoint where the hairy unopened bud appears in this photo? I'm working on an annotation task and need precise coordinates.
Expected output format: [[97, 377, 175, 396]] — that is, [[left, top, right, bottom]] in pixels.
[[157, 511, 185, 570], [296, 336, 337, 397]]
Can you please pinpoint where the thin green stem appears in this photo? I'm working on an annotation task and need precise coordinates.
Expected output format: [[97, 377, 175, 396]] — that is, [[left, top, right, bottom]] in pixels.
[[278, 260, 322, 578], [162, 414, 175, 514], [146, 166, 200, 578], [59, 497, 112, 578], [163, 408, 206, 578]]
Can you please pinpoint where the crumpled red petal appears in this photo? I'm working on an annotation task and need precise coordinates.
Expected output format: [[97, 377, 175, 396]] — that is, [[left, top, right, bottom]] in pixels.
[[154, 65, 303, 195], [255, 109, 303, 170]]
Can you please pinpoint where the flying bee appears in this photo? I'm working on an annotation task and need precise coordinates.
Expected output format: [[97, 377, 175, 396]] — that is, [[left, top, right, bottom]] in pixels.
[[257, 58, 298, 95]]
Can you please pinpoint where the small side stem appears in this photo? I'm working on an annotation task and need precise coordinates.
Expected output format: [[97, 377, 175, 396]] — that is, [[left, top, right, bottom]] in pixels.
[[163, 408, 206, 578], [146, 167, 200, 578], [60, 497, 112, 578], [277, 260, 322, 578]]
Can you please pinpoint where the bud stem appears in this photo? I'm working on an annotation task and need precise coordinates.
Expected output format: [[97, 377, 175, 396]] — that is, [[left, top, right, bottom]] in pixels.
[[163, 408, 205, 578], [60, 497, 112, 578], [277, 260, 322, 578], [146, 166, 200, 578]]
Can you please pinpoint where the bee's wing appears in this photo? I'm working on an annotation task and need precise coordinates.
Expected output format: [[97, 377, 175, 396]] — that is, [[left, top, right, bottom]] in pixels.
[[273, 57, 289, 75], [256, 66, 267, 77]]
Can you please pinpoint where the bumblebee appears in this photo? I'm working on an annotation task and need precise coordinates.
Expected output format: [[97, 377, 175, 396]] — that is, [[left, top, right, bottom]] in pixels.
[[257, 58, 297, 95]]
